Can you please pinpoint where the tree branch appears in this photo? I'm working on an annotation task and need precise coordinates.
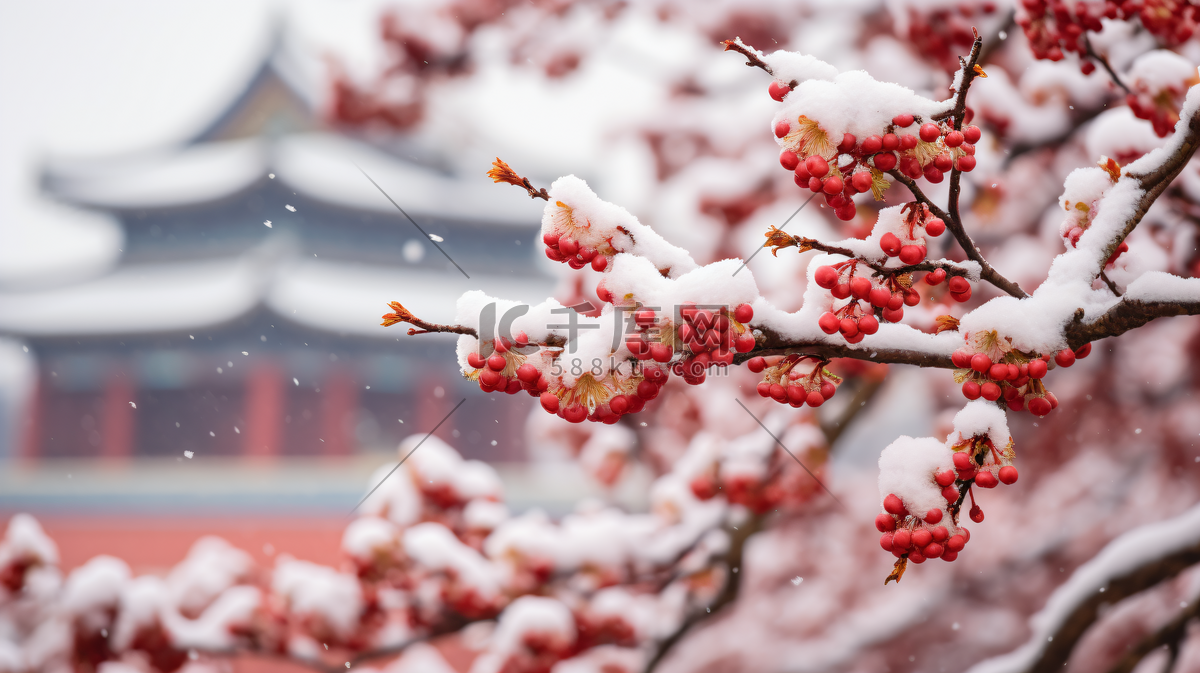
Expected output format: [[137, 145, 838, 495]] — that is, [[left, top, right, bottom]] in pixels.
[[1065, 299, 1200, 349], [643, 514, 764, 673], [763, 230, 975, 280], [1105, 102, 1200, 267], [741, 325, 955, 369], [721, 39, 781, 82], [1083, 34, 1130, 94], [887, 170, 1028, 298], [1104, 599, 1200, 673], [381, 301, 478, 337], [487, 158, 549, 200]]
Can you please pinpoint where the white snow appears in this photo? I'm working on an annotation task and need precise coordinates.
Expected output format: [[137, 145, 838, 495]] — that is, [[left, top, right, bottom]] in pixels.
[[877, 436, 954, 518]]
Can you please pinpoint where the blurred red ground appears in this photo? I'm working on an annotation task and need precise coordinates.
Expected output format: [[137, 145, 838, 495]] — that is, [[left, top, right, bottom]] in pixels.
[[10, 515, 474, 673]]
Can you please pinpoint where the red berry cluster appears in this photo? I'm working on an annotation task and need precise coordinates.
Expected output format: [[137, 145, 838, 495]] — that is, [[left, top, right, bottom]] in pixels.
[[666, 303, 757, 385], [942, 434, 1019, 525], [748, 354, 842, 408], [466, 334, 548, 397], [951, 343, 1091, 414], [876, 495, 967, 565], [1126, 71, 1197, 137], [772, 113, 981, 220], [539, 364, 668, 425], [543, 231, 610, 271], [812, 260, 938, 341], [1019, 0, 1199, 73], [690, 449, 827, 514], [899, 3, 998, 71]]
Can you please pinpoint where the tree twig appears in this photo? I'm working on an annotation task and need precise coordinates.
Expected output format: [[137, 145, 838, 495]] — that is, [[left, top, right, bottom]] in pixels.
[[888, 169, 1028, 298], [819, 377, 885, 446], [381, 301, 478, 336], [721, 38, 784, 82], [487, 158, 549, 201], [1104, 598, 1200, 673], [643, 514, 764, 673], [1083, 34, 1130, 94]]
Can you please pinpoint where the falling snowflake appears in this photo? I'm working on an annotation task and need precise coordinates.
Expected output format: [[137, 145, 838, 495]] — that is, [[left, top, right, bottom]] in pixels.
[[429, 233, 444, 242], [184, 451, 194, 459], [264, 220, 272, 228], [791, 576, 804, 586], [129, 402, 136, 409], [285, 205, 296, 212]]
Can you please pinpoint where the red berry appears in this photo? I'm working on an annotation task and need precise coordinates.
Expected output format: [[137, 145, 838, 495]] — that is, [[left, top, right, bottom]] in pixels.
[[591, 255, 608, 272], [932, 525, 949, 542], [975, 471, 998, 488], [747, 357, 766, 373], [516, 364, 540, 383], [950, 287, 972, 303], [924, 165, 944, 183], [892, 529, 912, 549], [734, 303, 754, 323], [867, 287, 889, 308], [884, 493, 907, 516], [910, 551, 926, 564], [609, 395, 630, 415], [543, 232, 560, 247], [934, 153, 953, 172], [898, 245, 925, 265], [1075, 343, 1091, 359], [540, 392, 559, 413], [756, 381, 772, 398], [969, 505, 984, 523], [649, 342, 673, 363], [919, 123, 941, 142], [814, 265, 839, 289], [963, 125, 982, 143], [956, 155, 977, 172], [953, 452, 973, 471], [880, 532, 895, 552], [924, 543, 944, 559], [981, 381, 1001, 401], [946, 535, 965, 552], [873, 152, 897, 171], [808, 176, 823, 192], [770, 384, 786, 402], [850, 276, 872, 300], [467, 352, 486, 369], [637, 380, 658, 400], [893, 113, 914, 127], [831, 283, 851, 299], [780, 150, 800, 171], [596, 282, 612, 303], [1028, 396, 1051, 416], [998, 466, 1019, 485], [820, 381, 836, 399], [948, 276, 970, 294], [769, 80, 791, 101], [487, 353, 508, 371], [626, 336, 647, 356], [480, 369, 501, 388], [805, 155, 830, 178], [970, 353, 991, 373], [822, 175, 844, 194], [951, 349, 971, 368], [838, 133, 857, 154], [563, 404, 587, 423], [903, 289, 920, 307], [942, 551, 958, 562], [861, 135, 883, 153], [858, 314, 879, 335], [882, 133, 899, 150], [1047, 391, 1059, 409], [774, 120, 791, 138], [880, 232, 902, 256], [787, 385, 806, 405], [899, 134, 918, 150], [912, 529, 933, 548], [546, 247, 565, 262], [1055, 349, 1076, 367], [988, 363, 1008, 381], [925, 508, 943, 524], [944, 130, 964, 147], [851, 171, 873, 193], [942, 484, 960, 502], [734, 333, 756, 353], [935, 469, 956, 487], [839, 318, 859, 339], [925, 218, 945, 237], [881, 306, 904, 323], [818, 312, 840, 334], [806, 390, 825, 407]]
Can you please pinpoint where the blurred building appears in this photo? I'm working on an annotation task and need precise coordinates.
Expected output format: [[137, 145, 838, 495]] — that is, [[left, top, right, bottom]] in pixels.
[[0, 38, 555, 465]]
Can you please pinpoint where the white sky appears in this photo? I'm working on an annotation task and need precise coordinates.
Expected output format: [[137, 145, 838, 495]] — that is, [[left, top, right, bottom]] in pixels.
[[0, 0, 393, 286]]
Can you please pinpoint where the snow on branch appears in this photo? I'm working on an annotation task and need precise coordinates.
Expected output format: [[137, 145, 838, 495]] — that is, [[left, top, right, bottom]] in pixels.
[[967, 503, 1200, 673]]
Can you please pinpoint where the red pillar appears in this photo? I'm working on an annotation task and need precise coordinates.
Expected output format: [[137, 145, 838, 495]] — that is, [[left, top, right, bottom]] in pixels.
[[320, 368, 357, 457], [18, 377, 43, 462], [100, 371, 136, 460], [243, 363, 284, 459]]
